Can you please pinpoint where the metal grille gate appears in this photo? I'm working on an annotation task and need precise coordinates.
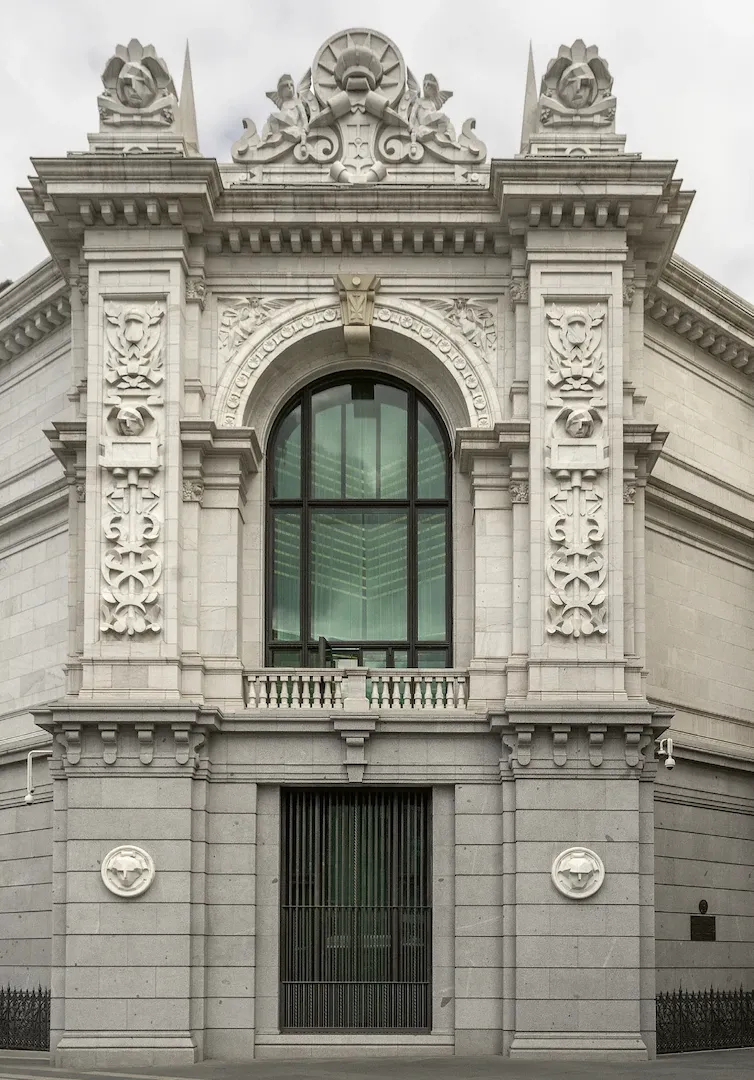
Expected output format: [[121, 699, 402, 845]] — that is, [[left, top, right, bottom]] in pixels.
[[280, 788, 431, 1030]]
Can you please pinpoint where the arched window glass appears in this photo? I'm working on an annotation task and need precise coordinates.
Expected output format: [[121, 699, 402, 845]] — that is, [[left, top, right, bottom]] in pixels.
[[267, 376, 451, 668]]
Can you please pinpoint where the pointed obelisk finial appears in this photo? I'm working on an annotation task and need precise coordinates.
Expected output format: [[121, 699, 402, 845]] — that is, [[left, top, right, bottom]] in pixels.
[[520, 41, 538, 153], [178, 42, 200, 155]]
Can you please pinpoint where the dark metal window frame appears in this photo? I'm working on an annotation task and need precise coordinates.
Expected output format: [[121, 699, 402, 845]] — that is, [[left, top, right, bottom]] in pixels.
[[266, 374, 453, 667]]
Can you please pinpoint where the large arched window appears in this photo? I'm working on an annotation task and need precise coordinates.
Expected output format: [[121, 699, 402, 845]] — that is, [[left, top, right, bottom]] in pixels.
[[267, 376, 451, 669]]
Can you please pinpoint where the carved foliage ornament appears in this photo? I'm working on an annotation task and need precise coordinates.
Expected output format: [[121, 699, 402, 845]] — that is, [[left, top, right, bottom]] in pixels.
[[101, 845, 156, 898], [545, 305, 608, 639], [218, 297, 294, 364], [419, 298, 496, 365], [100, 302, 165, 637], [217, 299, 494, 430], [99, 39, 177, 126], [551, 847, 605, 899], [231, 28, 486, 182]]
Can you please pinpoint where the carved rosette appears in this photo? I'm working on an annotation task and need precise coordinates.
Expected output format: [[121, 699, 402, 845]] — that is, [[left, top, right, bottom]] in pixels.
[[545, 305, 608, 638], [100, 302, 165, 637]]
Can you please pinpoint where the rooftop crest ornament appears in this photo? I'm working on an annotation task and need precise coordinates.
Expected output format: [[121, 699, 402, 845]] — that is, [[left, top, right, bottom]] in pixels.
[[231, 28, 486, 182], [541, 39, 614, 125], [99, 39, 177, 126]]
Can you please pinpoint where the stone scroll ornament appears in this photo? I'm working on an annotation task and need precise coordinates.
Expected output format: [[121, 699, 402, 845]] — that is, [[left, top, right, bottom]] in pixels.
[[231, 28, 486, 183], [545, 306, 608, 638], [98, 39, 177, 126], [101, 845, 156, 898], [100, 303, 165, 636]]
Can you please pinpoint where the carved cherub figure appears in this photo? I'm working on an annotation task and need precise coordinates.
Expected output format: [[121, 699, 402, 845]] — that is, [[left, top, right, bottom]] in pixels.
[[261, 71, 319, 142], [403, 71, 458, 145]]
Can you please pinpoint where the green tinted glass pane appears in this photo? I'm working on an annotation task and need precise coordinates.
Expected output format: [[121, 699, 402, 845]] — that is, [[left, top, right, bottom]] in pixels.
[[417, 402, 447, 497], [271, 511, 300, 640], [311, 510, 407, 640], [377, 385, 407, 498], [418, 509, 447, 641], [417, 649, 448, 668], [270, 649, 302, 667], [392, 650, 408, 668], [363, 650, 387, 668], [272, 404, 301, 497], [312, 384, 348, 497], [344, 383, 408, 499]]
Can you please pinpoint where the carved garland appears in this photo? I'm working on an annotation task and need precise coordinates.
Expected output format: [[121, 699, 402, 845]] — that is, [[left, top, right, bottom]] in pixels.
[[100, 302, 165, 636], [544, 305, 608, 638], [216, 299, 495, 429]]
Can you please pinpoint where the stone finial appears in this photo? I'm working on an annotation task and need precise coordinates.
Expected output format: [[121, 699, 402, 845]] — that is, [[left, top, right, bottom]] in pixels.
[[92, 38, 200, 156], [98, 39, 177, 127], [519, 39, 631, 158]]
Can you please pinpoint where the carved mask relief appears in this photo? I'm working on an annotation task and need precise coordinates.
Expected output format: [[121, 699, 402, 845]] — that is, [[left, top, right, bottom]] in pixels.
[[552, 847, 605, 899], [101, 845, 156, 898]]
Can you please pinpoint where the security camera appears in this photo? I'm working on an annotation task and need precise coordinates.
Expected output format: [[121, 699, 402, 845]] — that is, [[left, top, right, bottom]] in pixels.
[[657, 737, 675, 770], [24, 792, 34, 804]]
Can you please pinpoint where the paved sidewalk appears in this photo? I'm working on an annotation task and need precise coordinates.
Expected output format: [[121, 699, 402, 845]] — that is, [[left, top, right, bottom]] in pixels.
[[1, 1049, 754, 1080]]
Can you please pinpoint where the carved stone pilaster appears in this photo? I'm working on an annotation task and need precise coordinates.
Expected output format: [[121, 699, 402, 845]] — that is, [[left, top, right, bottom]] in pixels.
[[544, 305, 608, 638], [99, 302, 165, 638], [623, 481, 636, 504], [335, 273, 380, 356]]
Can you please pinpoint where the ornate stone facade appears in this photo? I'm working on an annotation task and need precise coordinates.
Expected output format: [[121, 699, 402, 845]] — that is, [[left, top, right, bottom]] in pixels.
[[0, 23, 753, 1074]]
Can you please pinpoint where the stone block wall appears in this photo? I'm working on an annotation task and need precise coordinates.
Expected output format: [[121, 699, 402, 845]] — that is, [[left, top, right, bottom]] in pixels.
[[655, 761, 754, 992], [0, 758, 52, 987]]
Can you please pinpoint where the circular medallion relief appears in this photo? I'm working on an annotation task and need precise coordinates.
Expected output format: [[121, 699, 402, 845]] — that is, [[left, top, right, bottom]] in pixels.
[[101, 845, 155, 898], [551, 846, 605, 899], [313, 28, 405, 108]]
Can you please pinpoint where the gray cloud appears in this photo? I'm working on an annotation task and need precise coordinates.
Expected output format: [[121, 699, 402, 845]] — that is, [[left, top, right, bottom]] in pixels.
[[2, 0, 751, 301]]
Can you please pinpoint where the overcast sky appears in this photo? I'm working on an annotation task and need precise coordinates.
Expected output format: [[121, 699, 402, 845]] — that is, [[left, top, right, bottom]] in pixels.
[[2, 0, 752, 300]]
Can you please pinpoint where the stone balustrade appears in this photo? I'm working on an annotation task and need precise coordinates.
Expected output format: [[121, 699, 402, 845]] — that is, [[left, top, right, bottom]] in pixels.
[[244, 668, 469, 711]]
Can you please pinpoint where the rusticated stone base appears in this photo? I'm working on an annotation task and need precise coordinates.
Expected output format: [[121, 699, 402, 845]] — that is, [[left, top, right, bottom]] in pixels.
[[509, 1031, 649, 1060], [54, 1032, 199, 1069]]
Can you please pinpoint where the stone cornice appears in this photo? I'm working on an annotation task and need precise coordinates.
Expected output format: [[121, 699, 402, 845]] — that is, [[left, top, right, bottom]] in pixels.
[[647, 254, 754, 377], [0, 257, 70, 365]]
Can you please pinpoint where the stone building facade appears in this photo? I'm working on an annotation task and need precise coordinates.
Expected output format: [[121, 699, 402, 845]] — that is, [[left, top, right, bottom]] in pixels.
[[0, 27, 753, 1068]]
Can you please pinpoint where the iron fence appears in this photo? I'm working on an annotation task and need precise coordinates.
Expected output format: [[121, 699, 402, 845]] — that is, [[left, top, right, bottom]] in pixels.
[[657, 987, 754, 1054], [0, 986, 51, 1051]]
